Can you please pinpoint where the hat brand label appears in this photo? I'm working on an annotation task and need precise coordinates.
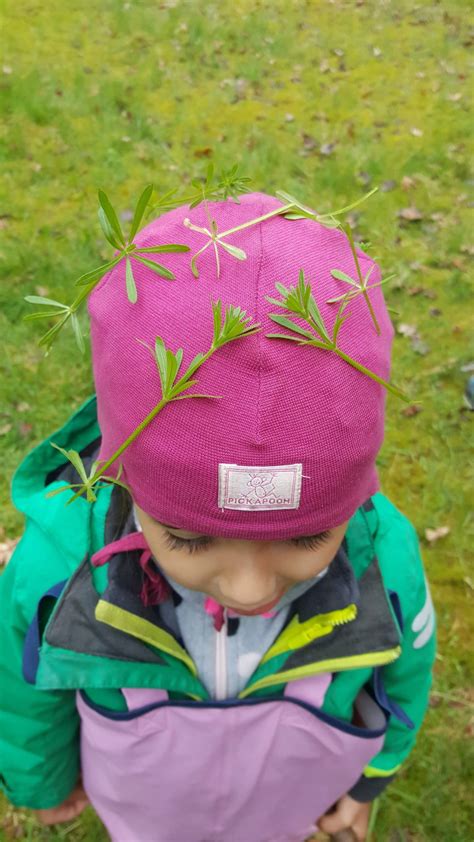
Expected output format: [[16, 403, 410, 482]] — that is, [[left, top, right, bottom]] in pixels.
[[218, 464, 303, 511]]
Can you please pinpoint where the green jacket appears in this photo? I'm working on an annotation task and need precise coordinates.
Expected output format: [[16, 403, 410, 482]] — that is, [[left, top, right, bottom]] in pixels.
[[0, 395, 436, 809]]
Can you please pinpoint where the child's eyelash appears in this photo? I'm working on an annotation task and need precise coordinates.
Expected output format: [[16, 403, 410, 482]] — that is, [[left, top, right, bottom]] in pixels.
[[164, 533, 214, 554], [290, 532, 331, 550], [163, 531, 332, 554]]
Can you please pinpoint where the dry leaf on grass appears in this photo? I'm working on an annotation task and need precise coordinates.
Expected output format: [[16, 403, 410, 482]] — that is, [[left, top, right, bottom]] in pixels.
[[397, 323, 430, 355], [425, 526, 450, 543], [398, 206, 424, 222], [319, 143, 336, 156], [407, 285, 437, 299], [398, 323, 418, 338], [401, 404, 423, 417]]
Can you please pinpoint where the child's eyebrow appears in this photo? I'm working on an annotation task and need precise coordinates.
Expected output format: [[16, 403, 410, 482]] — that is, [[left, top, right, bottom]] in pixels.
[[162, 524, 331, 542]]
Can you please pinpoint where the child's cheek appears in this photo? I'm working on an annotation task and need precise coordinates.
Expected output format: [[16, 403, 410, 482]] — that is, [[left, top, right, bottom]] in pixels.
[[157, 550, 215, 592]]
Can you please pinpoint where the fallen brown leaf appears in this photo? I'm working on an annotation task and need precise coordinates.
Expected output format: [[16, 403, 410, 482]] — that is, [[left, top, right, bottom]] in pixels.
[[407, 286, 437, 299], [398, 206, 424, 222], [301, 133, 317, 151], [193, 147, 213, 158], [401, 404, 423, 417]]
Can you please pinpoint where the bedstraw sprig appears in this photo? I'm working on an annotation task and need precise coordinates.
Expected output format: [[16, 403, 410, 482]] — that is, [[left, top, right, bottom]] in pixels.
[[275, 187, 379, 226], [181, 184, 380, 280], [149, 162, 253, 215], [46, 299, 260, 505], [78, 184, 190, 303], [327, 222, 396, 335], [184, 200, 247, 278], [265, 271, 408, 402], [23, 164, 384, 356], [23, 185, 190, 353], [45, 447, 129, 504]]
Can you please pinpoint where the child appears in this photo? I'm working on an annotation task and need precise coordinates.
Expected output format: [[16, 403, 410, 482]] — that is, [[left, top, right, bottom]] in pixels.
[[0, 186, 436, 842]]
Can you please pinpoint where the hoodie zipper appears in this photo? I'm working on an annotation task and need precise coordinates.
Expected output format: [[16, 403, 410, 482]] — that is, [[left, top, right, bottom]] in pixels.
[[215, 608, 228, 700]]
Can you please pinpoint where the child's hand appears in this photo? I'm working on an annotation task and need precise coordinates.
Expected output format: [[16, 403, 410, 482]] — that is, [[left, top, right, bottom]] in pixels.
[[34, 779, 89, 825], [317, 794, 371, 841]]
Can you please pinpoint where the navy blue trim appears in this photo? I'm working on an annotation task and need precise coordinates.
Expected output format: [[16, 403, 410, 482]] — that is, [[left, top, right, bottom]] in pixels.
[[22, 581, 68, 684], [362, 498, 375, 512], [349, 772, 396, 802], [79, 690, 388, 739], [388, 590, 404, 633], [372, 590, 413, 727], [372, 668, 414, 729]]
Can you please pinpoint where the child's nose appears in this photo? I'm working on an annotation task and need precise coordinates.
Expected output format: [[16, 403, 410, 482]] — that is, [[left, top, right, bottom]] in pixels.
[[217, 552, 279, 609]]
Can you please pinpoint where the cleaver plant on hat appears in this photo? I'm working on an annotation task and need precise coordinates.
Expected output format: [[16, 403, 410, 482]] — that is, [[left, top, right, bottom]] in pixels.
[[22, 163, 408, 507]]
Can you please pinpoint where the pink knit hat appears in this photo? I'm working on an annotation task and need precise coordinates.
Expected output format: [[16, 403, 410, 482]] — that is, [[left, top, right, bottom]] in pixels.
[[88, 191, 394, 540]]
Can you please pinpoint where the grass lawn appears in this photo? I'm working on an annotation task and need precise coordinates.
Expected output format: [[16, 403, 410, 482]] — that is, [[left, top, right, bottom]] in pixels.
[[1, 0, 473, 839]]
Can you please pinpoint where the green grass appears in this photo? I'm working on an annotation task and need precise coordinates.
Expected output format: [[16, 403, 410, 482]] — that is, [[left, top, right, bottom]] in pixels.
[[1, 0, 473, 839]]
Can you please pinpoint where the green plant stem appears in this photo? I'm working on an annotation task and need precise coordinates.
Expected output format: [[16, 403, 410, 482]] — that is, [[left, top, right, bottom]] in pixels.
[[218, 203, 294, 238], [306, 314, 332, 344], [367, 797, 380, 841], [70, 280, 98, 312], [87, 396, 169, 487], [317, 187, 378, 219], [362, 287, 381, 335], [220, 187, 379, 239], [334, 348, 407, 400], [344, 222, 381, 335], [83, 342, 219, 489], [172, 347, 215, 392]]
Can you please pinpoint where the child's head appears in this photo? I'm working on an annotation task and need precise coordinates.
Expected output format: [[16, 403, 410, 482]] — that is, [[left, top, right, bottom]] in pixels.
[[87, 190, 394, 606]]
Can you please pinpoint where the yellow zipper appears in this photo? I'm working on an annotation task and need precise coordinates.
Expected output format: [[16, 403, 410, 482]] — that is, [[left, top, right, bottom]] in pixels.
[[238, 646, 402, 699], [261, 603, 358, 665]]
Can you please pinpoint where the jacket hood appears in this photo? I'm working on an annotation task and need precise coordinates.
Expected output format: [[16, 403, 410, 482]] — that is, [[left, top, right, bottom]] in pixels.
[[10, 395, 106, 565]]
